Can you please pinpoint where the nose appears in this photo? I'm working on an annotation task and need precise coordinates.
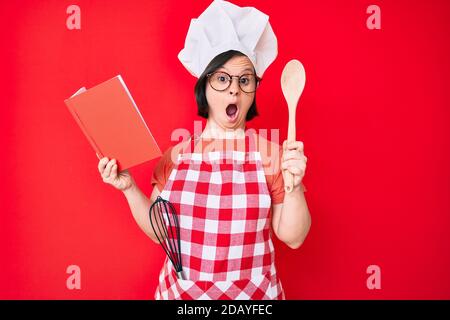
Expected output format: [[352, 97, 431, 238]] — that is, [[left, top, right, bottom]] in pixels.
[[228, 77, 240, 96]]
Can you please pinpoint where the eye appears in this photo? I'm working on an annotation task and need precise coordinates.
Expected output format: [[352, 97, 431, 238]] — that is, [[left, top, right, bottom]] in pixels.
[[215, 73, 230, 83], [240, 76, 250, 85]]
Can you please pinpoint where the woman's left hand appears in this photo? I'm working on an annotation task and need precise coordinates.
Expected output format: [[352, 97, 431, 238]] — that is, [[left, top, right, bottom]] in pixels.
[[281, 140, 307, 191]]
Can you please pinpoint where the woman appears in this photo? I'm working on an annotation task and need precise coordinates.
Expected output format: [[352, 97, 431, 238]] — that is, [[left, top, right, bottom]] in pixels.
[[97, 0, 310, 300]]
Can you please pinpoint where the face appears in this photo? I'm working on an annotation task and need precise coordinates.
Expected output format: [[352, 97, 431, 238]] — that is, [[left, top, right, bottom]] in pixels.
[[205, 55, 256, 130]]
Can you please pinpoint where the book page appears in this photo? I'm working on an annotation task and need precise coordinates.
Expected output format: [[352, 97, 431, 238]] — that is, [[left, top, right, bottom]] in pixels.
[[70, 87, 87, 98]]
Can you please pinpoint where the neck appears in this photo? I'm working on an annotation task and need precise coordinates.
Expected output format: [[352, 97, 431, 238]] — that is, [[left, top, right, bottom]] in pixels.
[[202, 118, 246, 139]]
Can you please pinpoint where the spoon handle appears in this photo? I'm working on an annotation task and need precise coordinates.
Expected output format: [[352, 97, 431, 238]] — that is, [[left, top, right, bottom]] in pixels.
[[285, 107, 296, 193]]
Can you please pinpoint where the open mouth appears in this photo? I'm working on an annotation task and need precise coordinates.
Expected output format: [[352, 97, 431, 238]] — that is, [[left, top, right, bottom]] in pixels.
[[225, 104, 239, 122]]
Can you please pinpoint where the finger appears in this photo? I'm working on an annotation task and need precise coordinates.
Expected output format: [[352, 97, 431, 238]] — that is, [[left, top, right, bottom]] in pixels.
[[282, 161, 299, 171], [103, 159, 116, 178], [120, 169, 130, 176], [110, 164, 118, 180], [287, 165, 304, 176], [283, 149, 303, 161], [283, 140, 287, 151], [98, 157, 109, 173], [283, 152, 306, 164], [281, 159, 306, 171], [287, 141, 304, 152]]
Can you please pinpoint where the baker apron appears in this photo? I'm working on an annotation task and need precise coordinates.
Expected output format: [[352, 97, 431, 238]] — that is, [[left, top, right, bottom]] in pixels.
[[154, 134, 284, 300]]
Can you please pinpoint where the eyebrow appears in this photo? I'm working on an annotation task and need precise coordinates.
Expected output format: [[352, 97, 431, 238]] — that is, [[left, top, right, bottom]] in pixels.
[[219, 66, 254, 74]]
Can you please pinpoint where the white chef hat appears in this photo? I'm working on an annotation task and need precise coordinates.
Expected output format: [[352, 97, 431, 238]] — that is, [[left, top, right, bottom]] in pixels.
[[178, 0, 278, 78]]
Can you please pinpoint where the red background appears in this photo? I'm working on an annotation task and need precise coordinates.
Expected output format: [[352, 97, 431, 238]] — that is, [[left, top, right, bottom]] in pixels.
[[1, 0, 449, 299]]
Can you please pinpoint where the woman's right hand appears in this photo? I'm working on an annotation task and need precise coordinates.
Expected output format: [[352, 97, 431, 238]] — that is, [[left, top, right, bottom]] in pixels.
[[98, 156, 134, 191]]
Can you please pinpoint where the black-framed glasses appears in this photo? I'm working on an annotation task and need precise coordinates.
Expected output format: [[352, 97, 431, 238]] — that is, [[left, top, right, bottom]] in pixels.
[[206, 71, 261, 93]]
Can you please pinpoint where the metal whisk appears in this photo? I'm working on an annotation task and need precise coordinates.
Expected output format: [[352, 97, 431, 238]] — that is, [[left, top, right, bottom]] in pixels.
[[149, 196, 184, 280]]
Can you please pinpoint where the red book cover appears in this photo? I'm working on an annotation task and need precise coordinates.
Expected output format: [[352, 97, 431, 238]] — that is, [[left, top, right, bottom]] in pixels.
[[64, 75, 162, 171]]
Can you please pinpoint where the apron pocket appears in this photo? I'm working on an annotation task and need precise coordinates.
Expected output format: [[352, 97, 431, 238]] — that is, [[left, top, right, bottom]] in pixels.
[[168, 269, 273, 300]]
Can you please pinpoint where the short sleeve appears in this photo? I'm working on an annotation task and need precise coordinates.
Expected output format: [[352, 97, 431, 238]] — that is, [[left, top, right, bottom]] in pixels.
[[269, 172, 307, 204], [269, 168, 285, 205], [151, 146, 175, 192]]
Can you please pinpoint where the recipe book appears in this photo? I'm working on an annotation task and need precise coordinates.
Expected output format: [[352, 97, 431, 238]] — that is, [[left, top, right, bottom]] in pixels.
[[64, 75, 162, 171]]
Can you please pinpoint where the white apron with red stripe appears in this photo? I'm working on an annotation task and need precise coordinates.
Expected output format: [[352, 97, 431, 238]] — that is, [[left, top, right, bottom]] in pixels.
[[154, 134, 284, 300]]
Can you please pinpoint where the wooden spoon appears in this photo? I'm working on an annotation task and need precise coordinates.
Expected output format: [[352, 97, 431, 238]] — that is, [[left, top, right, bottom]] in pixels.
[[281, 59, 306, 193]]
